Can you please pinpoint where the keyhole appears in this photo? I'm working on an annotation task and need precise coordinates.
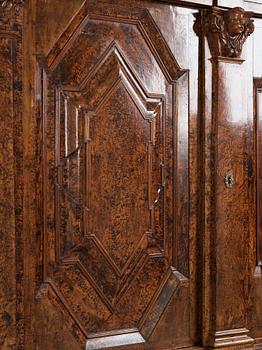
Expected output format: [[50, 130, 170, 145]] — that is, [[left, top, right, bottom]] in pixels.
[[224, 173, 235, 189]]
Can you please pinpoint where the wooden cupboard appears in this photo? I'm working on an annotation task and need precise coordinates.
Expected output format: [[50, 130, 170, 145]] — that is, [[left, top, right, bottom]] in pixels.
[[1, 1, 262, 349]]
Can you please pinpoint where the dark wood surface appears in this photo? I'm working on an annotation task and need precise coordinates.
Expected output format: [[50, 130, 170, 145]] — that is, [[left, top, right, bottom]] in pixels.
[[0, 2, 24, 349], [36, 1, 193, 349], [1, 1, 262, 350]]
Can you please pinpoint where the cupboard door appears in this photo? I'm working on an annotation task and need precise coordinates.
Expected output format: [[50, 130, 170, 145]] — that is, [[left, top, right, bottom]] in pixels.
[[35, 1, 194, 349]]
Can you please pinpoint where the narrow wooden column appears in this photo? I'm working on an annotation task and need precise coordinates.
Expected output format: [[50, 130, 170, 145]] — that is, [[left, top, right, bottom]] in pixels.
[[194, 7, 255, 349], [0, 0, 24, 349]]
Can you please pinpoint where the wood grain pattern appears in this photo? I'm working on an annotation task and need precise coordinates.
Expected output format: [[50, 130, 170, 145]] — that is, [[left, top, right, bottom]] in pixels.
[[3, 1, 262, 350], [0, 34, 17, 350], [194, 7, 254, 349], [33, 1, 193, 349], [0, 1, 24, 349]]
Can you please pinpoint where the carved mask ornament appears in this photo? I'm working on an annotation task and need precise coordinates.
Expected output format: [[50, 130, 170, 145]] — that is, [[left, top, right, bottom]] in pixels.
[[0, 0, 24, 26], [194, 7, 254, 58], [0, 0, 23, 8]]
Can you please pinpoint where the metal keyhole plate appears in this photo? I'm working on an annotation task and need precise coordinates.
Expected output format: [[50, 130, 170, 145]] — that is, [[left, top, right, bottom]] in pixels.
[[224, 173, 235, 189]]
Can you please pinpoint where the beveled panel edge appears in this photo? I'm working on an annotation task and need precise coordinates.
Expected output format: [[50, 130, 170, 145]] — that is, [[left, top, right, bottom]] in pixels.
[[85, 332, 145, 350], [44, 1, 184, 82], [212, 328, 254, 348], [139, 268, 188, 339]]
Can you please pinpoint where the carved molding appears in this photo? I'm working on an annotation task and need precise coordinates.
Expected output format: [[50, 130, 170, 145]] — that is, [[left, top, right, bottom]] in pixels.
[[212, 328, 254, 348], [194, 7, 254, 58]]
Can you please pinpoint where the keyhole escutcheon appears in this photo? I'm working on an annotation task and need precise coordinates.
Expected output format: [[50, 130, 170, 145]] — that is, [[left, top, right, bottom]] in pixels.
[[224, 173, 235, 189]]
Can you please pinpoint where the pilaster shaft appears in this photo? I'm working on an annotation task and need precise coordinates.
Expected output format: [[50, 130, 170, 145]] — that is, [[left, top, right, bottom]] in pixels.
[[194, 7, 255, 349]]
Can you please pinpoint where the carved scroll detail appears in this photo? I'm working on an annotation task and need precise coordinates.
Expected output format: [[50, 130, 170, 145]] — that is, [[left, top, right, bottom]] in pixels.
[[194, 7, 254, 58]]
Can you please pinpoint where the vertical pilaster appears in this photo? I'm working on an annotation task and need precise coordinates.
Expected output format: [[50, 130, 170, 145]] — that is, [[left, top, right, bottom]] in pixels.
[[0, 1, 24, 349], [194, 7, 255, 349]]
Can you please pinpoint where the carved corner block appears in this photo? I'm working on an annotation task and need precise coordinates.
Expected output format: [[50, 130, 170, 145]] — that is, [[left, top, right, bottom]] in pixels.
[[193, 7, 254, 59]]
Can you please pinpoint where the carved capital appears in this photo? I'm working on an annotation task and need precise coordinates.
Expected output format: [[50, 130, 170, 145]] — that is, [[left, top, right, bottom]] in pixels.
[[0, 0, 24, 27], [0, 0, 24, 8], [194, 7, 254, 58]]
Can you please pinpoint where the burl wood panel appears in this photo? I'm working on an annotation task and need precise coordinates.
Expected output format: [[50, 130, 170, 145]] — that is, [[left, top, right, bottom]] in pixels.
[[193, 6, 255, 348], [0, 35, 17, 350], [4, 1, 262, 350], [32, 1, 195, 349], [213, 58, 250, 332], [202, 55, 253, 350], [0, 3, 24, 350]]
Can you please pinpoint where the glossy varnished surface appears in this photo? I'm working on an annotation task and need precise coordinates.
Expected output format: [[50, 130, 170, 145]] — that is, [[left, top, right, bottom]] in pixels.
[[31, 1, 196, 350], [213, 58, 250, 332], [194, 7, 255, 349], [2, 1, 262, 350]]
